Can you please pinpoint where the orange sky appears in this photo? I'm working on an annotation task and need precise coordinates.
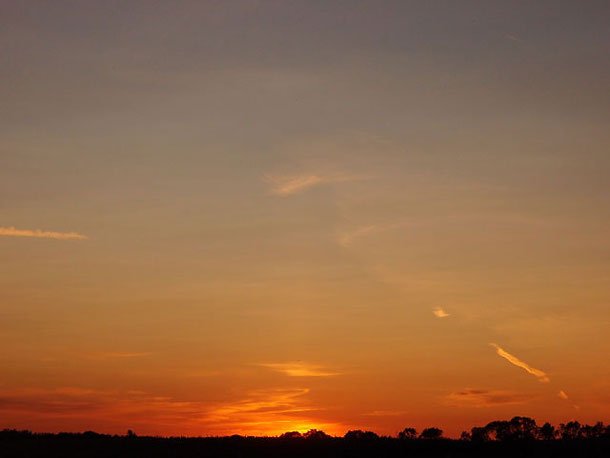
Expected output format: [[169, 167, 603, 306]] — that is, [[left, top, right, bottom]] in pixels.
[[1, 1, 609, 437]]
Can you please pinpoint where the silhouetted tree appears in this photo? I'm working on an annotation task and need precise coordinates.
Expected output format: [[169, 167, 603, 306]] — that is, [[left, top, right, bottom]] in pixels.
[[303, 429, 330, 440], [578, 422, 605, 439], [480, 417, 538, 441], [484, 420, 510, 441], [459, 430, 471, 441], [509, 416, 538, 440], [279, 431, 302, 439], [539, 422, 557, 440], [559, 421, 582, 440], [470, 426, 490, 442], [1, 419, 610, 458], [344, 430, 379, 441], [398, 427, 417, 440], [419, 427, 443, 439]]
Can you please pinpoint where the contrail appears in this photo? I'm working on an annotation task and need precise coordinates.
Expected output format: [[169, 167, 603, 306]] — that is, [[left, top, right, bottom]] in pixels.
[[490, 343, 550, 383], [0, 226, 88, 240]]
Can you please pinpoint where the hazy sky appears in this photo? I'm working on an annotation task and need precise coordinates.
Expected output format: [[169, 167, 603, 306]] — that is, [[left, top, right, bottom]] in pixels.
[[1, 0, 609, 437]]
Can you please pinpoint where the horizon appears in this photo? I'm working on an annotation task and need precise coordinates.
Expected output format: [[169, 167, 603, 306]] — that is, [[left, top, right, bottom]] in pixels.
[[1, 0, 609, 439], [2, 416, 607, 440]]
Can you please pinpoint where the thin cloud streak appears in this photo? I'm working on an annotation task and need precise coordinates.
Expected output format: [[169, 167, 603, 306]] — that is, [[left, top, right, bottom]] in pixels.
[[338, 222, 407, 247], [196, 387, 345, 436], [504, 33, 522, 42], [86, 352, 151, 360], [338, 225, 379, 247], [444, 389, 535, 407], [259, 362, 341, 377], [362, 410, 407, 417], [490, 344, 550, 383], [0, 226, 87, 240], [264, 173, 360, 196], [433, 307, 450, 318], [0, 386, 345, 437], [558, 390, 569, 400]]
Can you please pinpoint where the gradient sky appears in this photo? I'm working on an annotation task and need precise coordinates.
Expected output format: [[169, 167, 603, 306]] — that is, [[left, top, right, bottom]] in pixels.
[[1, 0, 610, 437]]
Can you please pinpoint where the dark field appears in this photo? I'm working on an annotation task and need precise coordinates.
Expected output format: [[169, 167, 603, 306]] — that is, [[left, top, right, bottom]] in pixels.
[[2, 428, 609, 458]]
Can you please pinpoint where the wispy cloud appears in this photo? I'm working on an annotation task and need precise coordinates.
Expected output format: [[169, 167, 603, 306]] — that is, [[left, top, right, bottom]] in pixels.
[[259, 362, 340, 377], [557, 390, 579, 410], [206, 388, 312, 421], [444, 389, 535, 407], [362, 410, 407, 417], [203, 387, 345, 436], [181, 369, 223, 377], [490, 343, 550, 383], [86, 352, 151, 360], [264, 173, 360, 196], [338, 225, 379, 247], [433, 307, 450, 318], [0, 387, 112, 415], [0, 386, 345, 437], [0, 226, 87, 240], [338, 222, 406, 247], [504, 33, 522, 42]]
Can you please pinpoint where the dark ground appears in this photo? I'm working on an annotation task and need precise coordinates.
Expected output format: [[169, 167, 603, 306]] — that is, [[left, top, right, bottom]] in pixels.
[[1, 430, 609, 458]]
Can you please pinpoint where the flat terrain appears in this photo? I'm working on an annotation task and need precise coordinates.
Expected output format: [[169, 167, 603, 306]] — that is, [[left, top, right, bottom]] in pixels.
[[1, 431, 609, 458]]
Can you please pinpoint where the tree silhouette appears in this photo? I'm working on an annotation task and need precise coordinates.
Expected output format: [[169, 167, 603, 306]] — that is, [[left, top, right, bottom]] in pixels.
[[559, 421, 582, 440], [539, 422, 556, 440], [581, 422, 606, 439], [279, 431, 302, 439], [470, 417, 540, 442], [459, 430, 471, 441], [470, 426, 490, 442], [511, 416, 538, 440], [344, 430, 379, 441], [1, 420, 609, 458], [302, 429, 330, 440], [419, 427, 443, 439], [398, 427, 417, 440], [483, 420, 510, 441]]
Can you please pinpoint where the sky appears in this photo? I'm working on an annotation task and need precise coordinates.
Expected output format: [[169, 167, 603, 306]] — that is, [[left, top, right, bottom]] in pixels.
[[1, 0, 609, 437]]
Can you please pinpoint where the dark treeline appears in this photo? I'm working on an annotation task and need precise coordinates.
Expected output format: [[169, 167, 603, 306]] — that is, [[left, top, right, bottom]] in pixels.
[[2, 417, 609, 457]]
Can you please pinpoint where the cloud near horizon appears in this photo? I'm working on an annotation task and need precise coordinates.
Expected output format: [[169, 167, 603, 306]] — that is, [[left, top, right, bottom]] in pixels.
[[0, 226, 87, 240], [264, 173, 360, 196], [0, 386, 342, 436], [490, 344, 550, 383], [258, 362, 341, 377], [444, 389, 535, 408], [199, 387, 346, 436]]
